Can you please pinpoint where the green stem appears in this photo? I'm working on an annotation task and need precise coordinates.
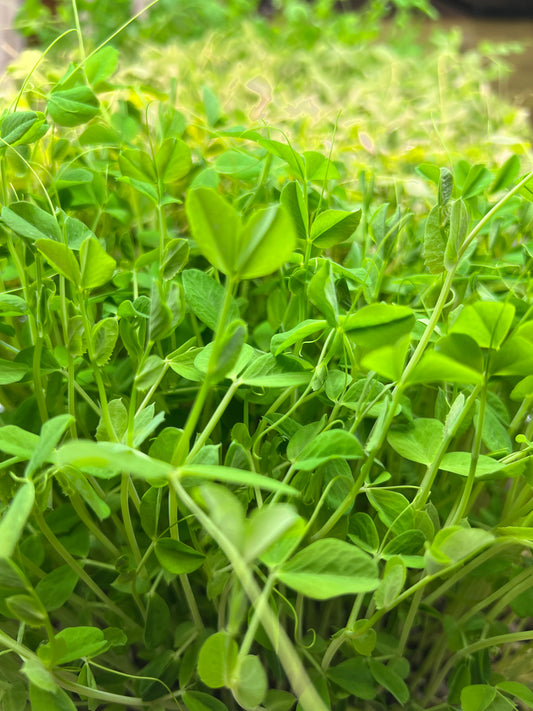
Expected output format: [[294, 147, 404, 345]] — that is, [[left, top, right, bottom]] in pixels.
[[170, 477, 329, 711], [187, 380, 240, 462], [171, 277, 236, 466], [446, 377, 488, 526], [33, 509, 135, 627], [69, 493, 119, 557], [425, 631, 533, 704], [121, 474, 142, 564], [414, 385, 481, 510]]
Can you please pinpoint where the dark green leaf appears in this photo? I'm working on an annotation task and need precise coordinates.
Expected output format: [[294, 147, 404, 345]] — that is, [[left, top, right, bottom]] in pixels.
[[35, 566, 78, 611], [182, 268, 239, 331], [368, 659, 409, 705], [154, 538, 205, 574]]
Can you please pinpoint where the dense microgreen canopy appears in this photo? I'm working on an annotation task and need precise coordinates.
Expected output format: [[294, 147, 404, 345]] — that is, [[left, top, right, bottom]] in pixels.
[[0, 2, 533, 711]]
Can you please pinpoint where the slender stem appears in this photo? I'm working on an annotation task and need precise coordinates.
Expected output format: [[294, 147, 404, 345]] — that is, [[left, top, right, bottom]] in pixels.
[[170, 477, 329, 711], [33, 509, 134, 627], [171, 277, 236, 466], [187, 380, 240, 462], [414, 386, 481, 509], [447, 378, 488, 526], [121, 475, 142, 564], [425, 631, 533, 704], [71, 0, 86, 59]]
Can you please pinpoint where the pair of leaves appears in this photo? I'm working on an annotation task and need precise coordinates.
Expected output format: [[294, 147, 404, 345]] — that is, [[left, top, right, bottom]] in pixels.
[[198, 631, 267, 708], [186, 188, 296, 280]]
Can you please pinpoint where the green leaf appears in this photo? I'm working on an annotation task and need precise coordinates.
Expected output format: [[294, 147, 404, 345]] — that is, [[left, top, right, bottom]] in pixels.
[[291, 429, 363, 471], [234, 204, 296, 280], [408, 339, 484, 385], [21, 659, 57, 693], [37, 626, 110, 666], [240, 353, 311, 388], [491, 155, 520, 193], [360, 333, 411, 382], [207, 319, 247, 383], [348, 512, 379, 554], [0, 358, 29, 385], [0, 480, 35, 559], [440, 452, 506, 478], [425, 527, 494, 574], [1, 111, 48, 147], [35, 566, 78, 611], [6, 594, 47, 626], [368, 659, 409, 705], [328, 658, 377, 700], [232, 655, 267, 708], [186, 188, 242, 275], [439, 167, 454, 205], [374, 556, 406, 609], [263, 689, 297, 711], [180, 463, 299, 495], [183, 691, 229, 711], [381, 529, 426, 562], [144, 592, 171, 649], [1, 201, 61, 241], [119, 148, 157, 183], [195, 483, 244, 549], [79, 237, 116, 290], [497, 681, 533, 707], [182, 269, 240, 331], [91, 318, 118, 366], [276, 539, 379, 599], [351, 622, 377, 656], [26, 414, 74, 477], [29, 684, 77, 711], [280, 181, 308, 241], [202, 85, 222, 126], [214, 150, 261, 177], [156, 137, 192, 183], [270, 319, 328, 356], [244, 503, 299, 562], [240, 132, 305, 177], [461, 685, 496, 711], [450, 301, 515, 350], [162, 238, 189, 279], [310, 209, 361, 248], [367, 488, 413, 534], [461, 164, 493, 200], [55, 440, 173, 481], [308, 260, 338, 326], [445, 199, 469, 270], [387, 418, 444, 465], [47, 85, 99, 127], [0, 293, 27, 316], [423, 205, 446, 274], [85, 46, 119, 85], [35, 239, 80, 283], [154, 538, 205, 574], [342, 304, 415, 351], [197, 631, 238, 688], [304, 150, 341, 180], [186, 189, 296, 279]]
